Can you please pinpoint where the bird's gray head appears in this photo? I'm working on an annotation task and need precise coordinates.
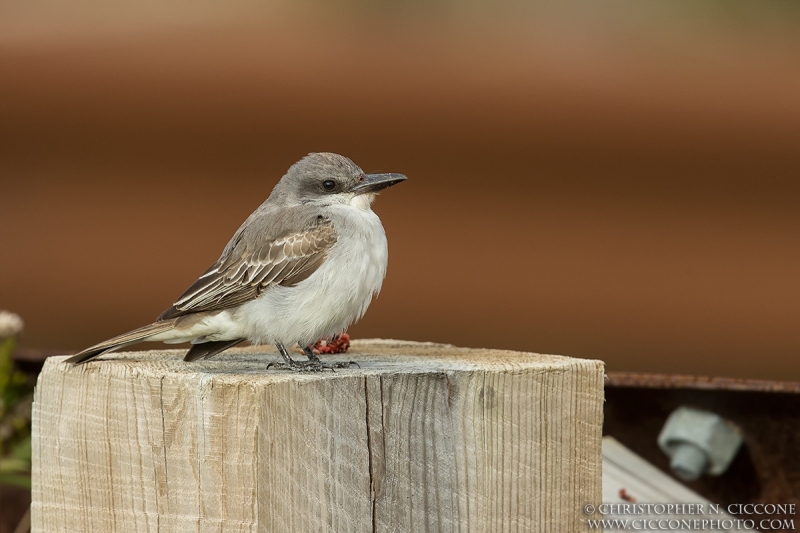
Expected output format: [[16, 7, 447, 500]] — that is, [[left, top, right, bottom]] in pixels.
[[269, 153, 407, 209]]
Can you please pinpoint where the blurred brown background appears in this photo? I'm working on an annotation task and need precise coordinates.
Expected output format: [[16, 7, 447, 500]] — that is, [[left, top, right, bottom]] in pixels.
[[1, 1, 798, 380]]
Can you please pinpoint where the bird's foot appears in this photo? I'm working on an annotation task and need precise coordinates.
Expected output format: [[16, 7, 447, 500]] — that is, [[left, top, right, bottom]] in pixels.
[[266, 342, 358, 372], [304, 345, 359, 370], [266, 360, 359, 372]]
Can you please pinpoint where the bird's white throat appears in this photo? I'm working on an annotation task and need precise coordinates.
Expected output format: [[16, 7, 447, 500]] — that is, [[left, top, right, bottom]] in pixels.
[[349, 193, 376, 211]]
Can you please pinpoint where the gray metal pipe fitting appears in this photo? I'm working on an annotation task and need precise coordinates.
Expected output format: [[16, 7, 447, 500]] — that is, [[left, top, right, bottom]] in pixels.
[[657, 406, 743, 481]]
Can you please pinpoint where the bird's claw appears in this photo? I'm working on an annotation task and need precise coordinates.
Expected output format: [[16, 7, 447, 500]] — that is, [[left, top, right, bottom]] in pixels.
[[328, 361, 360, 369], [266, 360, 359, 372]]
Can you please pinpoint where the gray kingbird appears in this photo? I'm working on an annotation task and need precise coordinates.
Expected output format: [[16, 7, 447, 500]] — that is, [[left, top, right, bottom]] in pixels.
[[66, 153, 406, 370]]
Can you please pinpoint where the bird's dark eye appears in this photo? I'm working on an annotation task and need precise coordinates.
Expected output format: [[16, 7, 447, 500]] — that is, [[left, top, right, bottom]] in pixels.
[[322, 180, 336, 191]]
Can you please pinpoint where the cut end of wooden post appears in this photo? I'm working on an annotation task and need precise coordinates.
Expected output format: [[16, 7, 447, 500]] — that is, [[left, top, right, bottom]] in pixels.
[[32, 339, 604, 532]]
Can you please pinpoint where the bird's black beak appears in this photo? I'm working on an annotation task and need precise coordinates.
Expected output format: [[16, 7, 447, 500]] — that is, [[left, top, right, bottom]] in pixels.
[[352, 173, 407, 195]]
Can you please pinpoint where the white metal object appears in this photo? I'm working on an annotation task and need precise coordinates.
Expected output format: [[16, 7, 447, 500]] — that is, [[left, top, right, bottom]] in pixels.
[[657, 406, 743, 481], [602, 437, 755, 532]]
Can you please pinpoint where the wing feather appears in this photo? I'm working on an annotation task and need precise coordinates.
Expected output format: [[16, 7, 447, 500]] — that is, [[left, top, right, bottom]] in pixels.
[[158, 217, 337, 320]]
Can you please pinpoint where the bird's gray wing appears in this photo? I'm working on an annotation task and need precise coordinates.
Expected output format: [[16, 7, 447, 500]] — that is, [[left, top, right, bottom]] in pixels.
[[158, 213, 337, 320]]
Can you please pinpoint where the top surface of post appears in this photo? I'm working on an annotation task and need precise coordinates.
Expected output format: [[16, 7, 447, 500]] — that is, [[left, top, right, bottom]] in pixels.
[[43, 339, 602, 379]]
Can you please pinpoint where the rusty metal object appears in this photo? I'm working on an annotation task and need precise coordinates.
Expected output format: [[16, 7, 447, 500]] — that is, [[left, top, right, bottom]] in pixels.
[[607, 371, 800, 394], [605, 372, 800, 529]]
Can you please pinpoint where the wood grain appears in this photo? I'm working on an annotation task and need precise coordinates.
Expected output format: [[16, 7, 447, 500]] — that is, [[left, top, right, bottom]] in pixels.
[[32, 340, 604, 532]]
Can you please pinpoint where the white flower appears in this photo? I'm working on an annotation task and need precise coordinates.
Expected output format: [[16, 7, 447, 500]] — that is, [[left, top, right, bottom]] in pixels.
[[0, 311, 24, 337]]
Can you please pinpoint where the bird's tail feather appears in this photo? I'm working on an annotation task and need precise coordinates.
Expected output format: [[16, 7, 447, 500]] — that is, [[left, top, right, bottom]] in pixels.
[[183, 339, 245, 362], [65, 319, 179, 364]]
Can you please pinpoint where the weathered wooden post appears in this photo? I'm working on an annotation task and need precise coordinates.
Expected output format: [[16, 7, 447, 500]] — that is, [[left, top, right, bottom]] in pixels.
[[31, 340, 604, 532]]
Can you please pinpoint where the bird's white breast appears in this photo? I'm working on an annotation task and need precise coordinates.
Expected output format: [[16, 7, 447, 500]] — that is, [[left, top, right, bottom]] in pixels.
[[236, 204, 388, 347]]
